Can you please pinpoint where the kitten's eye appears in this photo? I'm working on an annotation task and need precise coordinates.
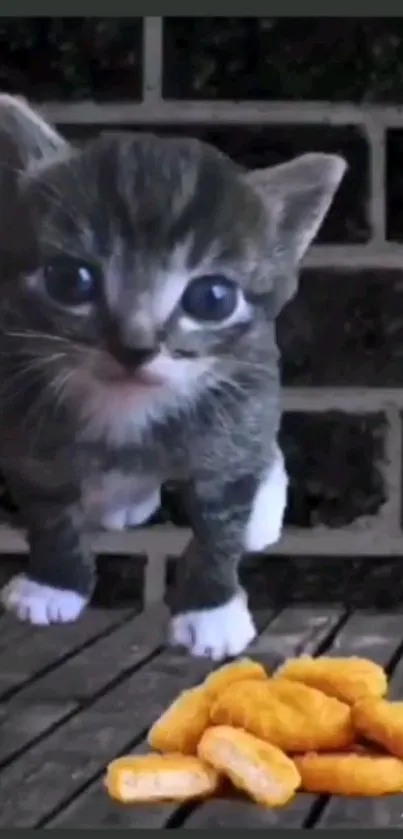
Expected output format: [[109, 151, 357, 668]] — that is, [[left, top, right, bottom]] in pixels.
[[42, 256, 100, 308], [181, 275, 239, 323]]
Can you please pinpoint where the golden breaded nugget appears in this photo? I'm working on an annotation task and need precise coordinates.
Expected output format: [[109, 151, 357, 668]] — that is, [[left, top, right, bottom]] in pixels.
[[198, 725, 300, 807], [294, 750, 403, 796], [203, 658, 268, 698], [147, 687, 211, 755], [105, 753, 220, 803], [353, 697, 403, 759], [276, 656, 387, 705], [211, 678, 354, 752]]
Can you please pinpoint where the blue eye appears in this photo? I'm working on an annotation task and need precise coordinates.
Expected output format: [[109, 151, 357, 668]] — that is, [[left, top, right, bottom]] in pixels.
[[181, 275, 239, 323], [43, 256, 100, 308]]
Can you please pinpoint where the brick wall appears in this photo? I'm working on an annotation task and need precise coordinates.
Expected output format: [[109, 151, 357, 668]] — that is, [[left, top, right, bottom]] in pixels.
[[1, 17, 403, 592]]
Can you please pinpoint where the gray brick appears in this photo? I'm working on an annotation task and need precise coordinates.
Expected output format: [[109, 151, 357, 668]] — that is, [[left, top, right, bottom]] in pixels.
[[163, 18, 403, 103], [281, 412, 386, 528], [0, 19, 143, 101], [278, 269, 403, 387]]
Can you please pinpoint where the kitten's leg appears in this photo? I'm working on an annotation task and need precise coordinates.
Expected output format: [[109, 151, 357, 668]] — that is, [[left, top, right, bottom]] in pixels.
[[170, 447, 288, 661], [1, 498, 94, 625]]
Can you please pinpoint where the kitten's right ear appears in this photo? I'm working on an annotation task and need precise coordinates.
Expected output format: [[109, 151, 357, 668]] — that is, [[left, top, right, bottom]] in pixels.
[[0, 94, 67, 171], [0, 96, 68, 254]]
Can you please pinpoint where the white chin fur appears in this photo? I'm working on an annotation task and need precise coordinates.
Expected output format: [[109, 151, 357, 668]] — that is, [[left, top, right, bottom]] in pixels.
[[244, 447, 288, 552], [0, 574, 87, 625], [74, 353, 211, 446], [169, 593, 256, 661]]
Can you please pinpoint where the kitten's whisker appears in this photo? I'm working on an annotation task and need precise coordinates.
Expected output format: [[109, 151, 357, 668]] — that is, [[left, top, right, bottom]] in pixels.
[[27, 367, 75, 454], [0, 353, 68, 408], [7, 360, 72, 452], [200, 371, 263, 427], [51, 368, 77, 417], [4, 330, 68, 344]]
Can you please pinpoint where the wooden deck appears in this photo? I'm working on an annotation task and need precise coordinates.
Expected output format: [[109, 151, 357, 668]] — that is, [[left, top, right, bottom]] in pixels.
[[1, 558, 403, 828]]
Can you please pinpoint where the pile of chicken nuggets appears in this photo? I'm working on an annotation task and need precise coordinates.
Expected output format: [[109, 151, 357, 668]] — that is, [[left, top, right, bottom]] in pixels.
[[105, 655, 403, 808]]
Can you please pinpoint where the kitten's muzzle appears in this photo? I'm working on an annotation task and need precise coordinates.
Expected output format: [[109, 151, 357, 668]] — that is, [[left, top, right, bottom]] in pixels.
[[107, 341, 159, 371]]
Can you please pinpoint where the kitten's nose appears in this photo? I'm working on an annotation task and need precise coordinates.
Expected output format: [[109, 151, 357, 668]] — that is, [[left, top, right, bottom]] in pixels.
[[109, 342, 159, 369], [107, 318, 159, 369]]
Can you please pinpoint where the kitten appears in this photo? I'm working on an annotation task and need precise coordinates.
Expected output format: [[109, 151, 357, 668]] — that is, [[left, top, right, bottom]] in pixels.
[[0, 96, 346, 660]]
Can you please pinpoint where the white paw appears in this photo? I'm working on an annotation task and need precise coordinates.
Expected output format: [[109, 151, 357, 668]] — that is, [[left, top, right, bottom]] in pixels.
[[101, 509, 128, 531], [244, 446, 288, 551], [101, 491, 160, 530], [125, 491, 160, 526], [169, 593, 256, 661], [0, 574, 88, 625]]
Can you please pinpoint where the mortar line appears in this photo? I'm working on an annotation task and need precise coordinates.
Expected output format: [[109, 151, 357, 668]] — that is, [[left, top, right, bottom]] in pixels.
[[37, 100, 403, 128], [378, 408, 402, 537], [1, 523, 403, 557], [142, 17, 163, 104], [366, 119, 386, 244], [282, 388, 403, 412]]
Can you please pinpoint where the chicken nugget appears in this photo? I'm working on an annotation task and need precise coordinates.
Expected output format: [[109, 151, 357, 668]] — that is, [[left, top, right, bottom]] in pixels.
[[276, 656, 387, 705], [203, 658, 268, 699], [198, 725, 300, 807], [352, 697, 403, 759], [105, 753, 220, 803], [294, 750, 403, 796], [211, 678, 354, 752], [148, 687, 210, 755]]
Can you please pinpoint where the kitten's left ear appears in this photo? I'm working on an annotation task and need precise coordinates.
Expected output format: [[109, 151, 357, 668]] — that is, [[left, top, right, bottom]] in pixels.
[[243, 153, 346, 313], [244, 152, 347, 265], [0, 94, 68, 170]]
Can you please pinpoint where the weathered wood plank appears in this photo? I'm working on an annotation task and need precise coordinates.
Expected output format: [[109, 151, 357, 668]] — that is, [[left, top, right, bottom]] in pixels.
[[315, 611, 403, 829], [48, 607, 342, 830], [0, 606, 169, 768], [325, 612, 403, 664], [0, 606, 136, 696], [0, 657, 211, 825], [0, 700, 76, 768], [250, 606, 344, 667], [45, 739, 178, 830], [175, 798, 290, 829], [0, 607, 274, 827], [0, 613, 34, 656], [42, 609, 276, 829], [6, 610, 160, 704]]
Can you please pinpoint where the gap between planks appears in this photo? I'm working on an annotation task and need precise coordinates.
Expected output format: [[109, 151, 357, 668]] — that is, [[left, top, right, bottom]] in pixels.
[[0, 607, 276, 827], [0, 604, 139, 700], [0, 605, 169, 770]]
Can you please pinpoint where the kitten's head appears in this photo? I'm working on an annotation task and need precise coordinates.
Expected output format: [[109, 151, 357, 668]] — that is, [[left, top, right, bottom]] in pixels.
[[0, 97, 346, 443]]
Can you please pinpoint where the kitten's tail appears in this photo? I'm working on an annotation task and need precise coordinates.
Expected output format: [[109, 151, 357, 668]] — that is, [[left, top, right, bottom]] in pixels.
[[0, 93, 67, 171]]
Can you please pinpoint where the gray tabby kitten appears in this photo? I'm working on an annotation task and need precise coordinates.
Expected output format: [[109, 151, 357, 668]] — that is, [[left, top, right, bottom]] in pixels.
[[0, 96, 345, 660]]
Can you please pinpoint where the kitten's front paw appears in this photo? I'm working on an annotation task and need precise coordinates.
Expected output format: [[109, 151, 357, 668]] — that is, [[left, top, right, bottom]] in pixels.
[[0, 573, 88, 625], [169, 593, 256, 661]]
